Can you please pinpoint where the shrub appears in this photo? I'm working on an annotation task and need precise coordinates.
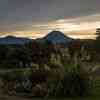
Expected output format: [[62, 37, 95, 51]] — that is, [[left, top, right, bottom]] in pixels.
[[61, 64, 90, 97], [46, 64, 90, 97], [1, 69, 33, 94]]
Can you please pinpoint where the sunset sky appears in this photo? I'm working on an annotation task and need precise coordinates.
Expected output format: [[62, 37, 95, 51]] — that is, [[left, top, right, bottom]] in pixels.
[[0, 0, 100, 39]]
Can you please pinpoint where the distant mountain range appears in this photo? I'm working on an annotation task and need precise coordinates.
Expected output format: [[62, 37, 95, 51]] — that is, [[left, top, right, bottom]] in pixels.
[[0, 36, 33, 45], [0, 31, 74, 45]]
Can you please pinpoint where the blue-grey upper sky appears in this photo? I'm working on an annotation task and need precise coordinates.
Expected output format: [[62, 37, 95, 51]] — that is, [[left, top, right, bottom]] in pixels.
[[0, 0, 100, 39]]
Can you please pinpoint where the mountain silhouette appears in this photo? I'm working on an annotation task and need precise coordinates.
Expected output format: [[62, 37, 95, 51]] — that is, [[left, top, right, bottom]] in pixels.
[[38, 31, 74, 44], [0, 31, 74, 45], [0, 35, 33, 45]]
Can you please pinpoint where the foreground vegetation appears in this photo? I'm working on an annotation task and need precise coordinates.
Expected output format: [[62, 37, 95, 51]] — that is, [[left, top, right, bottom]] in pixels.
[[0, 38, 100, 99]]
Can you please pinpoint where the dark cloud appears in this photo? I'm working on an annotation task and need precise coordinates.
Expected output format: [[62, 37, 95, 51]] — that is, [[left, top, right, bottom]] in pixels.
[[0, 0, 100, 33]]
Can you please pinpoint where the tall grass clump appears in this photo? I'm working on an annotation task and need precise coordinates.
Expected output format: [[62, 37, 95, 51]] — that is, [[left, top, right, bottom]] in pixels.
[[45, 63, 90, 98], [62, 64, 90, 97]]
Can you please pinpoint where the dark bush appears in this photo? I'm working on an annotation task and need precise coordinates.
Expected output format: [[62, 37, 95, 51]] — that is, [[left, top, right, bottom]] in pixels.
[[59, 64, 90, 97], [47, 64, 90, 97]]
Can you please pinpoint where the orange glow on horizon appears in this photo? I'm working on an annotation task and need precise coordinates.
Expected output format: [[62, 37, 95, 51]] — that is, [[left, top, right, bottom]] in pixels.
[[0, 14, 100, 39]]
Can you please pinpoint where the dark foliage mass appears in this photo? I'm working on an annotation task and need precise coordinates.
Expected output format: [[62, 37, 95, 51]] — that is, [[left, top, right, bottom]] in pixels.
[[62, 65, 89, 97], [0, 64, 90, 97], [0, 36, 99, 98]]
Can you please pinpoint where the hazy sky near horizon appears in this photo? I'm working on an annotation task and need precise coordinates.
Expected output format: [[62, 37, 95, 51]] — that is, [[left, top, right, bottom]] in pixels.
[[0, 0, 100, 39]]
